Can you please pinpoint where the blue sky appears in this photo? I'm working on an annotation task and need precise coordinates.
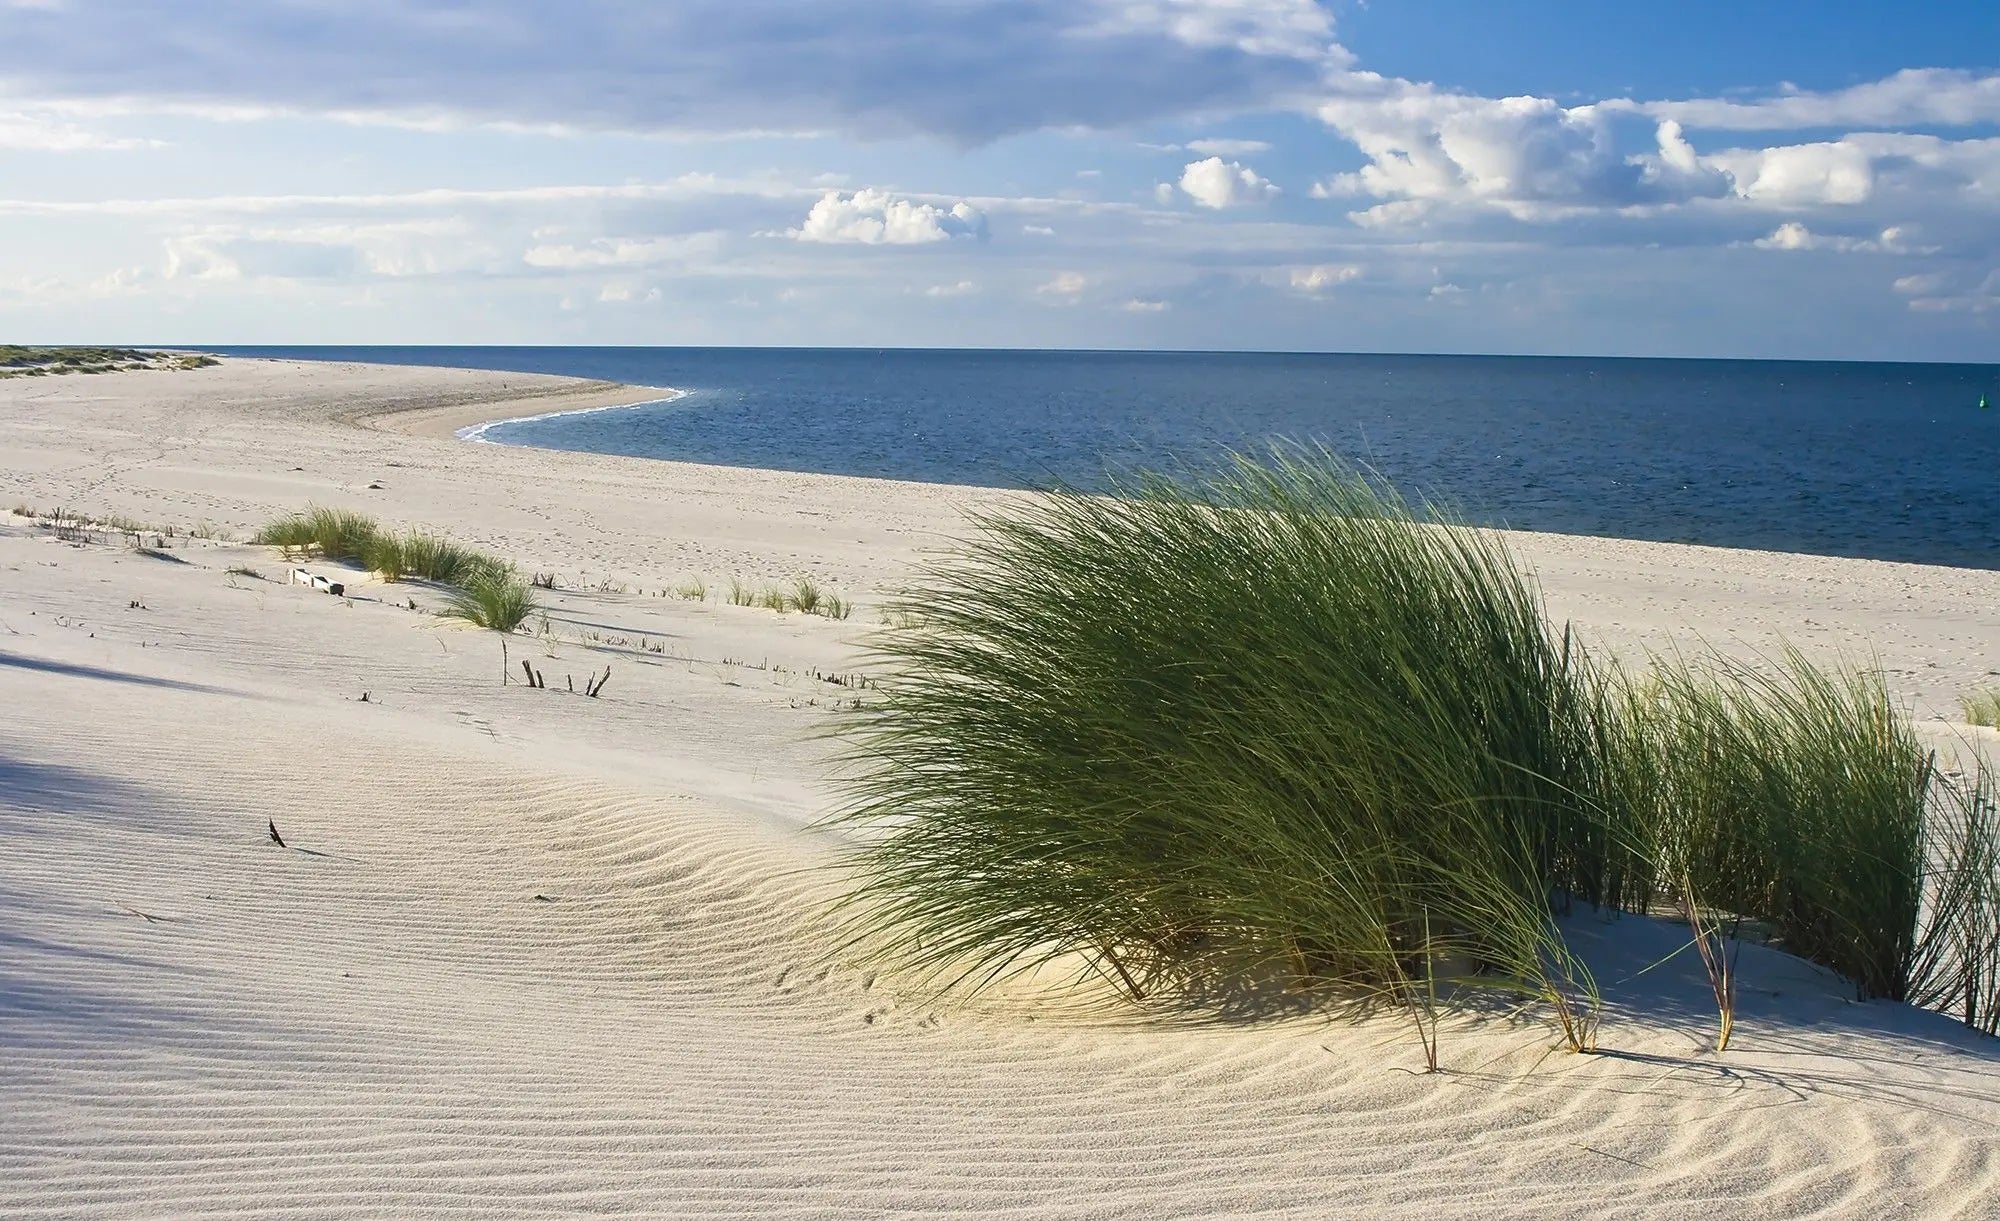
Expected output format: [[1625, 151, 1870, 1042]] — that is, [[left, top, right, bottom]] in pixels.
[[0, 0, 1995, 359]]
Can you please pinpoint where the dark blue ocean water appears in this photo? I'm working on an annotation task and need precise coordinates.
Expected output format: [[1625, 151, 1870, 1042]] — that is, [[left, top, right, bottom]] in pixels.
[[215, 346, 2000, 569]]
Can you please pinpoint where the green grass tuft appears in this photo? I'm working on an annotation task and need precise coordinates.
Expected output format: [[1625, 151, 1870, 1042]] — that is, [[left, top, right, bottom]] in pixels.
[[363, 530, 409, 582], [833, 448, 1609, 1043], [439, 570, 538, 633], [1964, 689, 2000, 730], [1603, 649, 1991, 1006], [395, 530, 494, 585], [254, 506, 381, 562], [831, 446, 2000, 1049]]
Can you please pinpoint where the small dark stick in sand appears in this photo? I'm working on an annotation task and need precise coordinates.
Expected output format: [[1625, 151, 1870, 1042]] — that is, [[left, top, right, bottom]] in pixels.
[[267, 819, 286, 848]]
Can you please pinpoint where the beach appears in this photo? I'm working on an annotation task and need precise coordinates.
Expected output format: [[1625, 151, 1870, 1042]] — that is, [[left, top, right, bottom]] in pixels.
[[3, 356, 1998, 1218]]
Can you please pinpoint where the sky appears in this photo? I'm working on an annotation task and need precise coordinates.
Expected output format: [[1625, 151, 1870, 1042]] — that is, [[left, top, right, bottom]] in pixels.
[[0, 1, 1996, 360]]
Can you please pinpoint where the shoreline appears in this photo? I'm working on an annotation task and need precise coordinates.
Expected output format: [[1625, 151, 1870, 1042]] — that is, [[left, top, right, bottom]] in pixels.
[[366, 355, 1998, 578], [455, 386, 691, 444], [342, 369, 677, 439]]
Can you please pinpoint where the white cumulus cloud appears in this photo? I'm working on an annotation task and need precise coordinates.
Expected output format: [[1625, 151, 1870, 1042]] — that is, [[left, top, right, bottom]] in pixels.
[[1178, 156, 1280, 208], [1749, 222, 1927, 254], [1313, 85, 1658, 215], [1288, 264, 1361, 292], [1707, 140, 1876, 206], [791, 189, 986, 245]]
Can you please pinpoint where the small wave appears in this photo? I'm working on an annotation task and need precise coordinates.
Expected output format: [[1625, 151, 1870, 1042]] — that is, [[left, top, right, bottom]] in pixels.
[[457, 387, 690, 444]]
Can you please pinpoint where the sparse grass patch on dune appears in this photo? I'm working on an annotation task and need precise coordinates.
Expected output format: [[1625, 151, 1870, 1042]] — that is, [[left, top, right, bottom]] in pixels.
[[389, 529, 496, 586], [834, 447, 2000, 1052], [254, 508, 508, 586], [1965, 689, 2000, 730], [362, 529, 409, 582], [716, 574, 855, 618], [253, 507, 530, 630], [440, 569, 538, 633], [790, 577, 824, 615], [0, 345, 217, 377], [254, 505, 380, 562]]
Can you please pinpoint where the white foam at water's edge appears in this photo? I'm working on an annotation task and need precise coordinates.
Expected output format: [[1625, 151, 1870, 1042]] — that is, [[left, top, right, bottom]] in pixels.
[[456, 387, 689, 443]]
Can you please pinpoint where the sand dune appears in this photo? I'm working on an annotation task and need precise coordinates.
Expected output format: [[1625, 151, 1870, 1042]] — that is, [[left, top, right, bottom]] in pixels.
[[3, 358, 1998, 1218]]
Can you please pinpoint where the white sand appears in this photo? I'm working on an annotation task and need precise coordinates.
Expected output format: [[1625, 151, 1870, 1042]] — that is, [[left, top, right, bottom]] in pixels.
[[2, 357, 1997, 1218]]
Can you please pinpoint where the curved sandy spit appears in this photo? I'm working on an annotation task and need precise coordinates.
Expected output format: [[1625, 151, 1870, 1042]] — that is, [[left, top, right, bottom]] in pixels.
[[2, 356, 1997, 1218]]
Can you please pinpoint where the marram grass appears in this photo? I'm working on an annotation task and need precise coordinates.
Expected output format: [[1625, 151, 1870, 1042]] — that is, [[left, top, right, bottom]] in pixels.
[[833, 449, 1612, 1045], [254, 509, 527, 629], [253, 506, 380, 562], [1601, 650, 1938, 1002], [439, 568, 538, 633], [831, 447, 2000, 1051], [1965, 689, 2000, 730]]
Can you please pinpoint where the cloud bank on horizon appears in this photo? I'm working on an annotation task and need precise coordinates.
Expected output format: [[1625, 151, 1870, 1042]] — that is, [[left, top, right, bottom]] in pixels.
[[0, 0, 1995, 359]]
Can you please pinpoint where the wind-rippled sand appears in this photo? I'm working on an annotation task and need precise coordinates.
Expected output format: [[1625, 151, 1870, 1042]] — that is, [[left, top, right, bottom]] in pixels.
[[2, 358, 1997, 1218]]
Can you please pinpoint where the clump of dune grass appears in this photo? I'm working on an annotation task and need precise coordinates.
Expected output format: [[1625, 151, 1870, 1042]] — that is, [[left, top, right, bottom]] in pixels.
[[787, 579, 853, 619], [254, 509, 508, 590], [728, 577, 754, 607], [363, 530, 409, 582], [254, 506, 381, 562], [675, 577, 708, 602], [1641, 655, 2000, 1032], [1907, 762, 2000, 1033], [440, 569, 538, 633], [1600, 649, 1985, 1006], [392, 530, 495, 585], [831, 447, 2000, 1054], [833, 448, 1611, 1047], [1964, 690, 2000, 730], [757, 585, 790, 612]]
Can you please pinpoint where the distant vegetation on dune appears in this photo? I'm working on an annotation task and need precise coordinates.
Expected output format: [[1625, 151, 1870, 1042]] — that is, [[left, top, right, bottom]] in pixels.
[[0, 346, 217, 377]]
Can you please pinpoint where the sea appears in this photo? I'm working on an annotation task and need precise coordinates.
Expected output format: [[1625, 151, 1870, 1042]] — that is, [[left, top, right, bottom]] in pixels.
[[213, 347, 2000, 570]]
